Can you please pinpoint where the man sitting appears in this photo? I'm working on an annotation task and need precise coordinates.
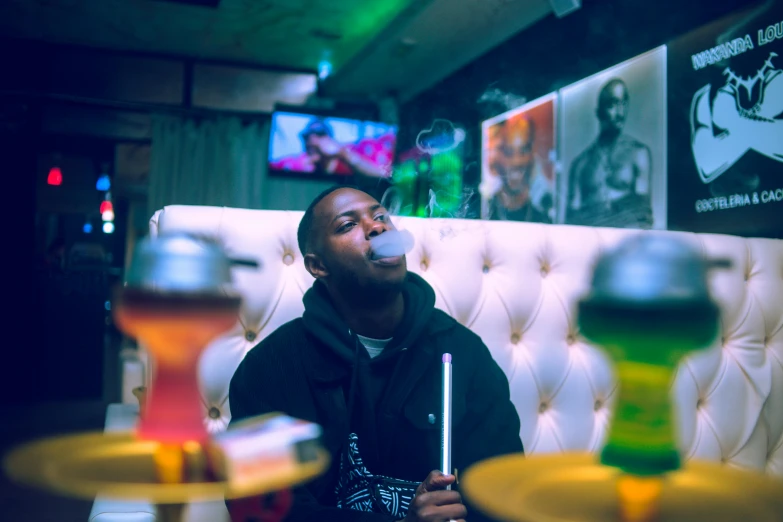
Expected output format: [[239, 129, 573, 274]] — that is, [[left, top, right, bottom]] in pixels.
[[228, 186, 524, 521]]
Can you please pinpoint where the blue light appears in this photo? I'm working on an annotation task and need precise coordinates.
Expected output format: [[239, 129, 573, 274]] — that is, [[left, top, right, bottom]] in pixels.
[[96, 174, 111, 191], [83, 222, 93, 233], [318, 60, 332, 80], [103, 222, 115, 234]]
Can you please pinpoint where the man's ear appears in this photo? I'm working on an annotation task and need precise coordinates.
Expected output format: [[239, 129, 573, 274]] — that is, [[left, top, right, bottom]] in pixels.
[[304, 253, 329, 279]]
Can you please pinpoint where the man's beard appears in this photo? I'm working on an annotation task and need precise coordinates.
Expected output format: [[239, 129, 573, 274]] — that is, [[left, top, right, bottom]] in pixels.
[[599, 122, 623, 142], [334, 269, 406, 308]]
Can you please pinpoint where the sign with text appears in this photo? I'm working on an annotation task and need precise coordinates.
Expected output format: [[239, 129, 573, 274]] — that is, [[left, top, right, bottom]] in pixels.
[[667, 2, 783, 236]]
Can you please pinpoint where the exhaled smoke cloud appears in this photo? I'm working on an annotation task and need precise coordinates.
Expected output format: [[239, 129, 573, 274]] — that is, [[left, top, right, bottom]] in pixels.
[[416, 119, 466, 155], [477, 86, 527, 114], [369, 229, 415, 259]]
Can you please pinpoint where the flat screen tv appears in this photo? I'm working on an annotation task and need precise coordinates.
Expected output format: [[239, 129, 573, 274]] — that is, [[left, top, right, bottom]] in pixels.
[[268, 111, 398, 179]]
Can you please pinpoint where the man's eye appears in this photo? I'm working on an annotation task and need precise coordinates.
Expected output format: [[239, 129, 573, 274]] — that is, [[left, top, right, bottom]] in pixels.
[[374, 214, 387, 222], [337, 222, 355, 232]]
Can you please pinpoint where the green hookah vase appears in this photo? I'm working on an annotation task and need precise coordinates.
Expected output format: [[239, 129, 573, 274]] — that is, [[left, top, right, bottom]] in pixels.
[[577, 234, 727, 477]]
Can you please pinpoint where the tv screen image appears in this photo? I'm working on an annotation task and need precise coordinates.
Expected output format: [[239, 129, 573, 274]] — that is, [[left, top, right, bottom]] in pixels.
[[268, 112, 398, 179]]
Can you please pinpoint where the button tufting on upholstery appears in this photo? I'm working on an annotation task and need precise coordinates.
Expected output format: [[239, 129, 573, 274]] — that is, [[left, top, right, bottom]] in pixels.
[[245, 330, 257, 342], [482, 264, 490, 274], [510, 333, 521, 344], [283, 253, 294, 266], [151, 205, 783, 479]]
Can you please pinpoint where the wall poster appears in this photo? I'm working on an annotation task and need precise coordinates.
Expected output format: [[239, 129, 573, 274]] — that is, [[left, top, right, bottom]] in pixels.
[[480, 93, 557, 223], [667, 2, 783, 236], [557, 46, 668, 230]]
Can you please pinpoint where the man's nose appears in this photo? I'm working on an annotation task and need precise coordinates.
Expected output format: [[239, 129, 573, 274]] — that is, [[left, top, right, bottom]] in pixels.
[[366, 219, 388, 238]]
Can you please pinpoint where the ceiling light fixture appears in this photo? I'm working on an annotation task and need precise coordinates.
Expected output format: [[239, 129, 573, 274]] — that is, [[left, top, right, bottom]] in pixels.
[[318, 60, 333, 80]]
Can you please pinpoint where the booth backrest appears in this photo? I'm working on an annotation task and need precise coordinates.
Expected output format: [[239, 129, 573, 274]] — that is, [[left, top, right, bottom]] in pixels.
[[148, 205, 783, 475]]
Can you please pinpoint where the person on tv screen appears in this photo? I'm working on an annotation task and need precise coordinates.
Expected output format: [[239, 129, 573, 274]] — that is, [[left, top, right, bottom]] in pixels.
[[272, 119, 393, 180], [566, 78, 653, 228], [487, 115, 553, 223]]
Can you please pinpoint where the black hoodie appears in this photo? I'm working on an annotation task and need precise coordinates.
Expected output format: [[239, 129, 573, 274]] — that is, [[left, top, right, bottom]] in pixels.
[[228, 273, 523, 521]]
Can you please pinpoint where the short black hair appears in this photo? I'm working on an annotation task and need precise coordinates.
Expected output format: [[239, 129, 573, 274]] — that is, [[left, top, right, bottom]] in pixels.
[[297, 184, 369, 256]]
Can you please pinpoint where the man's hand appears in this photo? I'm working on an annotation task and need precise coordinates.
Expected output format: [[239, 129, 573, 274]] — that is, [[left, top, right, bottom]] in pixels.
[[402, 470, 467, 522]]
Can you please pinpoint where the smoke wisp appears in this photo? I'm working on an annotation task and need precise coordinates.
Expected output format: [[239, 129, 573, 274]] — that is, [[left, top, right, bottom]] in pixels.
[[425, 187, 477, 220], [477, 86, 528, 114], [416, 119, 466, 155]]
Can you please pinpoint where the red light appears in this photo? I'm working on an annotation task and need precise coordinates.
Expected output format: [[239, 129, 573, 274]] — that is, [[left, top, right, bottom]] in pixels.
[[100, 200, 114, 214], [47, 167, 62, 186]]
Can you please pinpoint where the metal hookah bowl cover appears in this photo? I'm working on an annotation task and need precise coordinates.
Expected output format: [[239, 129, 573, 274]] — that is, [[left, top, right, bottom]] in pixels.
[[124, 233, 233, 294], [580, 234, 727, 310]]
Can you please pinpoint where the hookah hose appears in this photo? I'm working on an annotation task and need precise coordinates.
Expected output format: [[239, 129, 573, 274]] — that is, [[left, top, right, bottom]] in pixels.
[[228, 489, 293, 522]]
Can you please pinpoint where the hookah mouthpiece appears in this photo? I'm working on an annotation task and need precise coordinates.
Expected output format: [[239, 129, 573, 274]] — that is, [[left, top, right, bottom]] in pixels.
[[369, 230, 415, 260]]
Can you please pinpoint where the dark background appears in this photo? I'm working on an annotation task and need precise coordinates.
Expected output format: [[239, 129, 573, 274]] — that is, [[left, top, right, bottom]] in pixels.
[[3, 0, 780, 409]]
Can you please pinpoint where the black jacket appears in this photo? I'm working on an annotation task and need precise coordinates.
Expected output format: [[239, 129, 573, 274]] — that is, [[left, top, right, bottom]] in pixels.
[[228, 273, 524, 521]]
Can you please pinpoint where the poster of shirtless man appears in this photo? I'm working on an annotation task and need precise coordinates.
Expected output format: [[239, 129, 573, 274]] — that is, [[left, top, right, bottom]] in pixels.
[[558, 46, 667, 229]]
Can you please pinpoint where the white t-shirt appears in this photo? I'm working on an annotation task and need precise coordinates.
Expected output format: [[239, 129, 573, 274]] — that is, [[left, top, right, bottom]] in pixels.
[[357, 334, 392, 359]]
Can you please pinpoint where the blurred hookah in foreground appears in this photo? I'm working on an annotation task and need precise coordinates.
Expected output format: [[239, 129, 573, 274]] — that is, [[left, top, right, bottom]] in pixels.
[[3, 234, 328, 522], [462, 234, 783, 522]]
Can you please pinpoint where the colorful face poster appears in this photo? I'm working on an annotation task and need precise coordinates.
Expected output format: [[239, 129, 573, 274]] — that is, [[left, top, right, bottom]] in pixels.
[[480, 94, 557, 223], [667, 2, 783, 237], [558, 46, 668, 230]]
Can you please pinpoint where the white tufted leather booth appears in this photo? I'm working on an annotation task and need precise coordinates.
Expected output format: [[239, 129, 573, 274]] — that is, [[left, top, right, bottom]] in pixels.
[[90, 205, 783, 522]]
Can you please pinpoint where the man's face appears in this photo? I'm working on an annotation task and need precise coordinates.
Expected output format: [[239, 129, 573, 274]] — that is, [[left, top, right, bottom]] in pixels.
[[598, 81, 629, 133], [305, 134, 328, 171], [307, 188, 407, 299], [495, 118, 534, 193]]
